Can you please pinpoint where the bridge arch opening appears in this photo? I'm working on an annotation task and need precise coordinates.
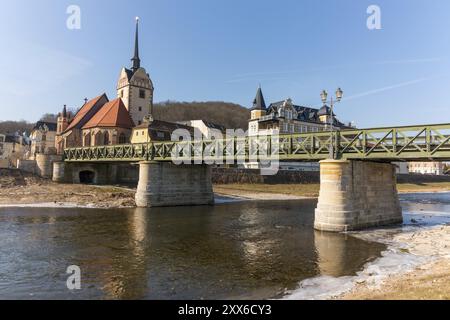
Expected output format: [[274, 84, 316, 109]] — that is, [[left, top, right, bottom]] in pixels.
[[79, 170, 95, 184]]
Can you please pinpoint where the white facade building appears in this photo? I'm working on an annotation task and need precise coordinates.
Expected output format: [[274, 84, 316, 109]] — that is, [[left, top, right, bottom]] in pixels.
[[177, 120, 226, 139], [246, 86, 349, 171], [409, 162, 446, 175]]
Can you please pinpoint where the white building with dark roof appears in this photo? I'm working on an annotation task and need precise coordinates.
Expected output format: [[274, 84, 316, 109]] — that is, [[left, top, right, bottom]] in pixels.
[[249, 86, 347, 137], [178, 120, 226, 139], [247, 86, 349, 171], [30, 121, 57, 158]]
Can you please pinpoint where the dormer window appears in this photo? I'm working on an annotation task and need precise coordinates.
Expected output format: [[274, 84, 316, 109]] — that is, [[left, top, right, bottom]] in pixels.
[[286, 110, 292, 120]]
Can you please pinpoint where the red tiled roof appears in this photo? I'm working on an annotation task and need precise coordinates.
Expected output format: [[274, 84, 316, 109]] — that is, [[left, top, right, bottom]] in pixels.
[[64, 94, 108, 132], [82, 98, 135, 129]]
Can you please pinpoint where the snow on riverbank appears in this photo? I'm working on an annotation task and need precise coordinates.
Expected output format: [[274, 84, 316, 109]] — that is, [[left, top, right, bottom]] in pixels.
[[283, 195, 450, 300]]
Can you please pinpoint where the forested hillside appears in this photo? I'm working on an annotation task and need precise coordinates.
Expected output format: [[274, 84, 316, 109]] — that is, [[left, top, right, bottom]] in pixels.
[[0, 121, 34, 135], [153, 101, 250, 130]]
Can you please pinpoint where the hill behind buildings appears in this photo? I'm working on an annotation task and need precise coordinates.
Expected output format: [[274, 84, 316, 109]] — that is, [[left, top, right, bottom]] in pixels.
[[0, 121, 34, 135], [153, 101, 250, 130]]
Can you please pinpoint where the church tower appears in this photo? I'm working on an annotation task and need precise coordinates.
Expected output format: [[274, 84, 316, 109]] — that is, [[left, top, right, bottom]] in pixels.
[[55, 105, 69, 154], [117, 17, 154, 126]]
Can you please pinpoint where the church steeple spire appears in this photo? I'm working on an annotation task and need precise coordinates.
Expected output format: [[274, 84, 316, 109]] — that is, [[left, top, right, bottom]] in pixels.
[[131, 17, 141, 72]]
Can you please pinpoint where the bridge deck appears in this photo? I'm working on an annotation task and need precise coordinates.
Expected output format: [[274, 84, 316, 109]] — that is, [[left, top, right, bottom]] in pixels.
[[63, 123, 450, 163]]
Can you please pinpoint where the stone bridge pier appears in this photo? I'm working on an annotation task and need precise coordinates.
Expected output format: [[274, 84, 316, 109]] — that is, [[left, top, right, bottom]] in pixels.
[[314, 160, 403, 232], [135, 161, 215, 207]]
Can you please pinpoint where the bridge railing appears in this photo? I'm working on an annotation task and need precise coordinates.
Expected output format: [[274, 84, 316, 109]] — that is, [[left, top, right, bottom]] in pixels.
[[338, 124, 450, 160], [63, 123, 450, 162]]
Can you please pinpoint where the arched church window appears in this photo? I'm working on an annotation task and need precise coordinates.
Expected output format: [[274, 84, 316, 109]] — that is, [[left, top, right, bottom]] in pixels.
[[104, 132, 110, 146], [118, 133, 127, 144], [84, 133, 91, 147], [94, 132, 103, 146]]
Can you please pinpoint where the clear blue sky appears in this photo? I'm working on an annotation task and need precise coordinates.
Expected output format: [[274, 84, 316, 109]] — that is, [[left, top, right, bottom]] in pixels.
[[1, 0, 450, 128]]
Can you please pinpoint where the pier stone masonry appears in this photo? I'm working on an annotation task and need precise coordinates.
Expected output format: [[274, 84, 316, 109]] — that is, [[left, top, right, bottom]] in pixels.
[[135, 162, 215, 207], [315, 160, 403, 232], [52, 161, 67, 183]]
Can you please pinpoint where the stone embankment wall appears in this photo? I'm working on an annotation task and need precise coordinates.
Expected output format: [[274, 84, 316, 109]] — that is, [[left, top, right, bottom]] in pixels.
[[211, 168, 320, 184], [16, 160, 37, 174], [211, 167, 450, 185], [35, 154, 62, 179], [397, 173, 450, 183]]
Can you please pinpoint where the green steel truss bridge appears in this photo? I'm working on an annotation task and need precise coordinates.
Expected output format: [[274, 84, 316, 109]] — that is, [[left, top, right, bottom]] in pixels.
[[64, 123, 450, 163]]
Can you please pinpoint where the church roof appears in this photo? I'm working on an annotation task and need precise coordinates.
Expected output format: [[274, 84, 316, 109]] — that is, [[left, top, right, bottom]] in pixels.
[[64, 94, 108, 133], [82, 98, 135, 129]]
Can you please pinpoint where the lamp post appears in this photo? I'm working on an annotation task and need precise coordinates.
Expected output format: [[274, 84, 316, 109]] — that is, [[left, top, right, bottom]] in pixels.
[[321, 88, 343, 159], [143, 114, 153, 161]]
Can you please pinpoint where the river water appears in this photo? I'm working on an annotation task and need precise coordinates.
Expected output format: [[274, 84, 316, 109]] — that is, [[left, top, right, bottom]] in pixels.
[[0, 193, 448, 300]]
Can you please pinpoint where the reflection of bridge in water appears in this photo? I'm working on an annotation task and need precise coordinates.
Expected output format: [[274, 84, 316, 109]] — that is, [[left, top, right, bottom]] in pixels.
[[55, 123, 450, 232]]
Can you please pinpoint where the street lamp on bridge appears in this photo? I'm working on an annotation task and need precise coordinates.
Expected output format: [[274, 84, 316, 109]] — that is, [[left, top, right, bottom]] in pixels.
[[321, 88, 343, 159]]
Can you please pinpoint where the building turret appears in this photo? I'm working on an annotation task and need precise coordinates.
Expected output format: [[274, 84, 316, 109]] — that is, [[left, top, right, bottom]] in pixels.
[[318, 105, 334, 125], [57, 105, 69, 134], [250, 85, 267, 120]]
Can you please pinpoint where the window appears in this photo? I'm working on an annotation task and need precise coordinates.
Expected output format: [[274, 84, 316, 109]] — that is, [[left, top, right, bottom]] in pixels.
[[84, 134, 91, 147], [157, 131, 165, 138], [138, 121, 142, 125], [136, 131, 139, 136], [42, 134, 46, 142], [138, 107, 142, 112], [139, 90, 146, 99], [118, 133, 127, 144], [120, 90, 124, 98], [286, 110, 292, 120], [103, 131, 110, 145]]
